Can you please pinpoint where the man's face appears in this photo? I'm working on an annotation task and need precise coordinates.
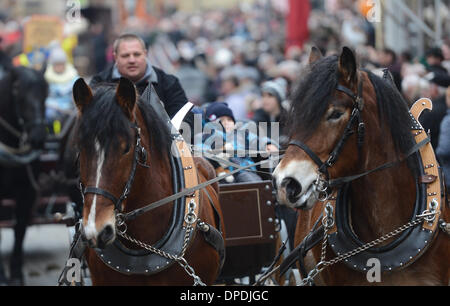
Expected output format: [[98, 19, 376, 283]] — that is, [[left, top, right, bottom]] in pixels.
[[114, 40, 148, 82]]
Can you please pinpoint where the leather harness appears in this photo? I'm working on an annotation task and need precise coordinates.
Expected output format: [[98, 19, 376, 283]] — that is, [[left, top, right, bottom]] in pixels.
[[279, 74, 446, 282]]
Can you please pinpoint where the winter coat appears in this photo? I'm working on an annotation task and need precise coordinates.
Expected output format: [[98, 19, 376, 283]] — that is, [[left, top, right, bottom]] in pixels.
[[90, 64, 189, 120], [436, 109, 450, 188]]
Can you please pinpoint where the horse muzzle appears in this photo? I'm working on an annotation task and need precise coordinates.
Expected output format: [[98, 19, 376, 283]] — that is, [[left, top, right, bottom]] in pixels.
[[273, 160, 318, 210], [82, 222, 116, 249]]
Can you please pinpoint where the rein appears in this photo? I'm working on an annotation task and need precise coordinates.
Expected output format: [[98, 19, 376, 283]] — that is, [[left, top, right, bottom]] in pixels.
[[123, 152, 283, 222]]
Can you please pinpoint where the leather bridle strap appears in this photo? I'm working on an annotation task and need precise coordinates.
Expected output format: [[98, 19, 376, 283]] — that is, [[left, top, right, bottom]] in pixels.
[[289, 79, 365, 178], [81, 124, 144, 212]]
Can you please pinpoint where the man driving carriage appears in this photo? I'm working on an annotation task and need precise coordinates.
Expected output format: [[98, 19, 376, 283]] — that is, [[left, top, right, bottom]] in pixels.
[[89, 33, 194, 133]]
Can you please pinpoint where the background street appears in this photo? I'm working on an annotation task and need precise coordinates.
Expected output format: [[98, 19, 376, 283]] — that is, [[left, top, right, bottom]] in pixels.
[[0, 225, 71, 286]]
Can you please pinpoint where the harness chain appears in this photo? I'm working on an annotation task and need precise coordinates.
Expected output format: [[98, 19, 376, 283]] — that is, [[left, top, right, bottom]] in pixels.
[[299, 205, 440, 286], [116, 202, 207, 286]]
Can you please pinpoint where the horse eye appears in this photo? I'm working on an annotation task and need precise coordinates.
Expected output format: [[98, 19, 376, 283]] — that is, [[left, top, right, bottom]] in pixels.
[[327, 110, 344, 121], [123, 144, 131, 155]]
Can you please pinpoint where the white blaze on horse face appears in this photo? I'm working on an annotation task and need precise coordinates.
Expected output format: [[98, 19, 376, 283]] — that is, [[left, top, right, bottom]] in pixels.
[[273, 159, 317, 208], [84, 140, 106, 241]]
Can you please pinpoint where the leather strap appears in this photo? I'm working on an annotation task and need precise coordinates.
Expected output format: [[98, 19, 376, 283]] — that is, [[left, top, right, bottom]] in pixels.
[[328, 137, 431, 188]]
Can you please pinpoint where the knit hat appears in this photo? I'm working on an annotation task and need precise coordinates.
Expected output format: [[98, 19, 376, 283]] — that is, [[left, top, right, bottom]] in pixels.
[[261, 78, 287, 104], [205, 102, 236, 123], [49, 48, 67, 65]]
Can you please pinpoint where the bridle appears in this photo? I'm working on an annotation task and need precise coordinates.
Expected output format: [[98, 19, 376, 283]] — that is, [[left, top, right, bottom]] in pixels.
[[79, 123, 150, 213], [287, 72, 432, 201], [288, 75, 365, 192]]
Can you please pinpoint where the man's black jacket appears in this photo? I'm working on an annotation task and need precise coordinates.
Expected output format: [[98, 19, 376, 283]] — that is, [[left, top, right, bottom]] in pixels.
[[90, 65, 191, 122]]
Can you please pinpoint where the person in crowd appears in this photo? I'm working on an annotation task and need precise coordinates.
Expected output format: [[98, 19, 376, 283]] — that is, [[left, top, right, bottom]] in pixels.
[[252, 78, 289, 142], [436, 87, 450, 193], [425, 47, 450, 88], [441, 39, 450, 73], [219, 73, 248, 122], [378, 48, 402, 91], [44, 47, 79, 133], [197, 102, 279, 183], [419, 77, 448, 150]]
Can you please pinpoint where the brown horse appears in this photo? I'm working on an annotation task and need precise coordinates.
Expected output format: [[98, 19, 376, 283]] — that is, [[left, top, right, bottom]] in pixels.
[[273, 47, 449, 285], [72, 78, 224, 285]]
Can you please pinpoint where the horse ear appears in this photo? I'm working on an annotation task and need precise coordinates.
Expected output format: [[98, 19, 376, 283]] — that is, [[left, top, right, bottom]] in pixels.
[[338, 47, 358, 86], [73, 78, 93, 113], [116, 77, 137, 120], [309, 46, 323, 65]]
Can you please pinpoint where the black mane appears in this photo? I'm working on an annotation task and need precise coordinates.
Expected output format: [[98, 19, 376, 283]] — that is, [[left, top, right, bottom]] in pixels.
[[288, 56, 340, 141], [76, 83, 171, 158], [288, 56, 414, 155]]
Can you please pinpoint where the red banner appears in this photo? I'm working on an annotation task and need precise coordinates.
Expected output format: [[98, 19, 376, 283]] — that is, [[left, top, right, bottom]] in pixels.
[[286, 0, 311, 53]]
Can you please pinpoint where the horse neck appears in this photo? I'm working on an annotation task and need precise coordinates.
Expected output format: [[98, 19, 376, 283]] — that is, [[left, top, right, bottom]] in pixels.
[[347, 109, 417, 243], [123, 110, 174, 245], [0, 76, 19, 146]]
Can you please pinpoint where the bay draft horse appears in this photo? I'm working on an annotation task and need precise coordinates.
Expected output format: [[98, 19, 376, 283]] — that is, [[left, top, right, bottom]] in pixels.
[[72, 78, 223, 285], [0, 64, 48, 285], [273, 47, 449, 285]]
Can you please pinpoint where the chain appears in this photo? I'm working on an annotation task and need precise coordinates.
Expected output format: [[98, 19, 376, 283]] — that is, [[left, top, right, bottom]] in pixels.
[[299, 205, 439, 286], [115, 204, 206, 286]]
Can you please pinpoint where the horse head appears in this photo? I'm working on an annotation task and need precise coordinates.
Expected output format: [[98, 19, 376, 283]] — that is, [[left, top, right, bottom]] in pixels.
[[74, 77, 144, 249], [273, 47, 364, 209]]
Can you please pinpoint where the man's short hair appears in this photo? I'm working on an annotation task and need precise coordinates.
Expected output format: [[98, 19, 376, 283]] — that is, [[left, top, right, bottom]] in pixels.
[[113, 33, 147, 54]]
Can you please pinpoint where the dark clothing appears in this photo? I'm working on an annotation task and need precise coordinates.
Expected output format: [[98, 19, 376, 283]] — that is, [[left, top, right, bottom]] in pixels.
[[252, 108, 288, 143], [427, 65, 450, 88], [90, 64, 190, 120], [387, 63, 402, 92], [419, 95, 447, 150], [436, 110, 450, 188]]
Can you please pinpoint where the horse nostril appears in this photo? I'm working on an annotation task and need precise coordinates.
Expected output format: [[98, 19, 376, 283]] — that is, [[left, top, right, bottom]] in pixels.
[[282, 177, 302, 203], [97, 225, 115, 249]]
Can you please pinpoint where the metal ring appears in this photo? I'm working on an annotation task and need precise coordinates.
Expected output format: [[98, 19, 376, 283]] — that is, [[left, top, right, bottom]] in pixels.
[[420, 210, 436, 223], [430, 198, 438, 210], [116, 222, 127, 235], [322, 216, 335, 229], [184, 212, 197, 225], [317, 190, 330, 202]]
